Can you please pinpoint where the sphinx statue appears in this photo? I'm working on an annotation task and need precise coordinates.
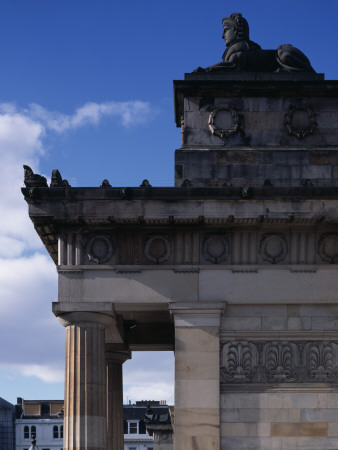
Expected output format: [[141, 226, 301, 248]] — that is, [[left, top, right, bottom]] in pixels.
[[195, 13, 315, 73]]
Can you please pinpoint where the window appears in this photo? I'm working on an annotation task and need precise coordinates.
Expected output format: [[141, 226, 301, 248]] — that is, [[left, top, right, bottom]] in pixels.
[[60, 425, 63, 439], [128, 447, 137, 450], [31, 425, 36, 439], [128, 421, 139, 434], [53, 425, 59, 439], [24, 426, 29, 439]]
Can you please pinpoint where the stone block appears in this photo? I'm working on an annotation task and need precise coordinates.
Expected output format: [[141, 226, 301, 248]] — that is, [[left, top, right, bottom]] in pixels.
[[262, 316, 288, 331], [175, 379, 219, 408], [220, 408, 240, 422], [268, 394, 317, 409], [317, 394, 329, 409], [288, 408, 301, 422], [309, 150, 338, 165], [175, 327, 219, 352], [300, 305, 338, 317], [221, 393, 268, 409], [300, 408, 338, 422], [221, 422, 257, 436], [238, 408, 289, 423], [226, 305, 287, 317], [287, 316, 311, 330], [326, 393, 338, 408], [221, 316, 262, 331], [311, 316, 338, 330], [287, 305, 300, 316], [270, 422, 327, 437], [221, 437, 282, 450], [257, 422, 270, 437], [297, 437, 338, 449], [281, 437, 299, 450], [174, 407, 219, 436], [214, 150, 259, 165], [327, 423, 338, 436], [175, 435, 219, 450], [175, 350, 219, 380], [272, 151, 309, 165]]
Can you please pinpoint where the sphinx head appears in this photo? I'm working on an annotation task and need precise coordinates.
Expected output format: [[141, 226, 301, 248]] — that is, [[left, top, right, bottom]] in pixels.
[[222, 13, 249, 46]]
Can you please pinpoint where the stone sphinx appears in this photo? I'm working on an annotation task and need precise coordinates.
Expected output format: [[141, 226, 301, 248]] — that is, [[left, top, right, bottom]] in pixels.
[[195, 13, 315, 73]]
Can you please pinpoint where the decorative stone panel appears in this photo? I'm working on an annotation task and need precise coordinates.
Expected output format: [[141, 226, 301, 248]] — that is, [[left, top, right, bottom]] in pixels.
[[318, 234, 338, 264], [220, 341, 338, 384], [259, 234, 288, 264], [202, 234, 230, 264], [144, 234, 172, 264], [284, 105, 317, 139], [85, 235, 114, 264]]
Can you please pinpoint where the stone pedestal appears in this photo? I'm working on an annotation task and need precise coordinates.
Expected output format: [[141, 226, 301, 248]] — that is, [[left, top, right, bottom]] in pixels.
[[55, 309, 113, 450], [105, 345, 131, 450], [169, 302, 226, 450]]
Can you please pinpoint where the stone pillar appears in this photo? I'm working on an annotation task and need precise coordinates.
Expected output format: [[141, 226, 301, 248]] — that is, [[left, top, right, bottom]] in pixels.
[[105, 344, 131, 450], [169, 302, 226, 450], [56, 310, 113, 450]]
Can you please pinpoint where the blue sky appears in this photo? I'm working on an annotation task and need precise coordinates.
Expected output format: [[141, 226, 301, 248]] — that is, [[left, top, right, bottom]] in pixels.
[[1, 0, 338, 406]]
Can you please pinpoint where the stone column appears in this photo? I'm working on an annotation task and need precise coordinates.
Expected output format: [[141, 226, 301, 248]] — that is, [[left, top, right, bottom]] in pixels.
[[105, 344, 131, 450], [56, 310, 113, 450], [169, 302, 226, 450]]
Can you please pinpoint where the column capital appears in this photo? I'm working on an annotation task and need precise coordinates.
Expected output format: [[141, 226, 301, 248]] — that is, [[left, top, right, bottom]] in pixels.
[[52, 301, 115, 328], [169, 301, 226, 327], [105, 343, 131, 364]]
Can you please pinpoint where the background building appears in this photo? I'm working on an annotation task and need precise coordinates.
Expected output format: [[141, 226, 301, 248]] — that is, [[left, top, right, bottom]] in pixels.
[[15, 398, 64, 450], [124, 401, 171, 450], [0, 397, 15, 450]]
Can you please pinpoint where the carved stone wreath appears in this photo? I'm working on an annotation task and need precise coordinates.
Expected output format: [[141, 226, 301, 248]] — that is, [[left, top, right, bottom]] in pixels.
[[85, 235, 113, 264], [318, 234, 338, 264], [208, 105, 240, 140], [260, 234, 288, 264], [203, 235, 230, 264], [284, 105, 317, 139], [144, 235, 171, 264]]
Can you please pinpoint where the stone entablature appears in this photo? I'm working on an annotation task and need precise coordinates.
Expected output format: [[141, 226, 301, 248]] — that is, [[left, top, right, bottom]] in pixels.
[[21, 184, 338, 266], [56, 228, 338, 267]]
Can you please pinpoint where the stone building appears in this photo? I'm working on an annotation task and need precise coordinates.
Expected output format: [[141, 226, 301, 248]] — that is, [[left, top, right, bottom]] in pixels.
[[15, 398, 64, 450], [22, 12, 338, 450]]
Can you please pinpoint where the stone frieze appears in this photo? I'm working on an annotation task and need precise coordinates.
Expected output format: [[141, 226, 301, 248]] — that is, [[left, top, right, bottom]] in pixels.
[[220, 341, 338, 384]]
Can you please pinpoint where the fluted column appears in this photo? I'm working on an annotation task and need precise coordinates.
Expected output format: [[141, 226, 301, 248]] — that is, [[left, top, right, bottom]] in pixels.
[[105, 345, 131, 450], [58, 311, 113, 450]]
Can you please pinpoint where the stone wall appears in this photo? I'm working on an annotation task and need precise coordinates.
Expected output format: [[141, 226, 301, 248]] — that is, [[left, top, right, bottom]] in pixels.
[[220, 304, 338, 449]]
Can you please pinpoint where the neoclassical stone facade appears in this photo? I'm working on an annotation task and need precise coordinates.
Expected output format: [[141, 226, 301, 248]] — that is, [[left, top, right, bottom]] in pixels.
[[22, 14, 338, 450]]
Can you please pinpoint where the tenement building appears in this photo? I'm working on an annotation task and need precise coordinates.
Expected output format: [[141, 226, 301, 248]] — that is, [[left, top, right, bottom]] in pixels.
[[23, 12, 338, 450]]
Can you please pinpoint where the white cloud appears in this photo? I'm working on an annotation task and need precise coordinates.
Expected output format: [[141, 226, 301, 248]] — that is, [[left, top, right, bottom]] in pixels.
[[123, 352, 174, 404], [29, 99, 154, 132], [0, 99, 173, 399], [1, 363, 64, 384]]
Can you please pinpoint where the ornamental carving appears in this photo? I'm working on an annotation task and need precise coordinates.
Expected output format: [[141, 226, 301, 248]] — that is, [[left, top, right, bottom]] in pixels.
[[203, 234, 230, 264], [260, 234, 288, 264], [318, 234, 338, 264], [284, 105, 317, 139], [85, 235, 114, 264], [208, 105, 240, 140], [144, 235, 171, 264], [221, 341, 338, 384]]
